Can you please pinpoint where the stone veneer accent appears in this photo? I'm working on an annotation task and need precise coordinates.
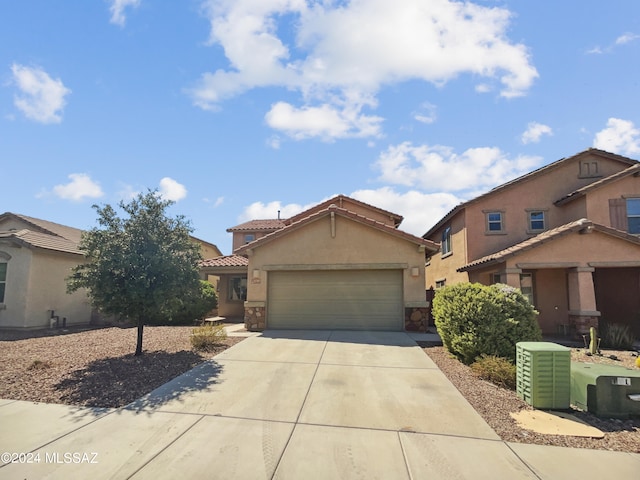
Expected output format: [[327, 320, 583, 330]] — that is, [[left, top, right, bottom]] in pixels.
[[404, 307, 429, 332], [570, 314, 599, 338], [245, 305, 266, 331]]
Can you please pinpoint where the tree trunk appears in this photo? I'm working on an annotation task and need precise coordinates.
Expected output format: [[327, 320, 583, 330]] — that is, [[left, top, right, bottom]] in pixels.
[[135, 320, 144, 356]]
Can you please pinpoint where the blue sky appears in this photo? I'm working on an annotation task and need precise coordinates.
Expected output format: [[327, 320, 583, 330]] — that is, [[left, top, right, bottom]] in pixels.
[[2, 1, 640, 255]]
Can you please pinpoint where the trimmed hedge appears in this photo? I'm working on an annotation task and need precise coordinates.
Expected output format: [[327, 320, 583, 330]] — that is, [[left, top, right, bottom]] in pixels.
[[432, 282, 542, 365]]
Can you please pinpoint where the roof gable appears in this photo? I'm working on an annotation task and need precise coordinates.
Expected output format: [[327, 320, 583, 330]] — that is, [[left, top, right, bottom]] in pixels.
[[0, 212, 83, 244], [285, 195, 404, 228], [554, 164, 640, 206], [423, 148, 639, 238], [236, 205, 438, 255]]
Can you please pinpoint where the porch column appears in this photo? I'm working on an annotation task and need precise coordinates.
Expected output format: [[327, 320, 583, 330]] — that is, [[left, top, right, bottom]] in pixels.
[[567, 267, 600, 335], [503, 268, 522, 289]]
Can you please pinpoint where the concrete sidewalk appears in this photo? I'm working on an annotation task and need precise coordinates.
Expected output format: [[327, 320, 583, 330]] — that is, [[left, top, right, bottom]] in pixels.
[[1, 330, 639, 479]]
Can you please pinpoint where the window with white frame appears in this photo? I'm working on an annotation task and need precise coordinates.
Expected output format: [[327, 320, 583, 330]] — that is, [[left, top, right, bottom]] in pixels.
[[0, 262, 6, 303], [244, 233, 255, 244], [435, 279, 446, 289], [519, 273, 534, 304], [441, 226, 452, 255], [528, 210, 545, 231], [485, 211, 504, 233], [627, 198, 640, 234]]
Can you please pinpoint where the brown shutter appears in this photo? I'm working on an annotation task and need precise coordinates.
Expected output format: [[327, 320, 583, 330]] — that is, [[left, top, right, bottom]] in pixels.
[[609, 198, 627, 231]]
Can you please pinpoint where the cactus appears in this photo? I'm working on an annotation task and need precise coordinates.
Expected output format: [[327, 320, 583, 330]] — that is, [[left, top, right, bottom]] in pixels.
[[588, 326, 600, 355]]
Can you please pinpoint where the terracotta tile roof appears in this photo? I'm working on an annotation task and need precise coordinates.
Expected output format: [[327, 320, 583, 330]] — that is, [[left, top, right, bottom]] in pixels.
[[423, 148, 639, 239], [226, 219, 285, 232], [457, 218, 640, 272], [0, 229, 81, 255], [199, 255, 249, 268], [285, 194, 404, 227], [554, 164, 640, 206], [236, 205, 438, 255]]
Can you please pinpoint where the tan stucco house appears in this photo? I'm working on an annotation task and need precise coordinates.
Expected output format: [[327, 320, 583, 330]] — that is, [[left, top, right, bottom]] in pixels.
[[0, 213, 91, 329], [200, 195, 439, 331], [0, 212, 222, 329], [423, 148, 640, 338]]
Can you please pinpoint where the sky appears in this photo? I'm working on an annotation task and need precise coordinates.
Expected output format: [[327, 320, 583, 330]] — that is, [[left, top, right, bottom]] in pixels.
[[2, 0, 640, 255]]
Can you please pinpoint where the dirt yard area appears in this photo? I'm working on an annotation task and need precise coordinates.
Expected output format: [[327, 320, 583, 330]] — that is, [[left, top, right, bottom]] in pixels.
[[0, 325, 242, 408], [422, 344, 640, 454]]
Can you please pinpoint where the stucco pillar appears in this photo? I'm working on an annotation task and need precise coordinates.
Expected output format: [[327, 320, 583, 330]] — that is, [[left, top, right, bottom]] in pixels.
[[567, 267, 600, 335], [503, 268, 522, 289]]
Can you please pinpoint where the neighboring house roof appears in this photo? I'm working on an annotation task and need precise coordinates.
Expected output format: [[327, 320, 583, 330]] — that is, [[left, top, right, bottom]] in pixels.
[[422, 148, 639, 238], [190, 235, 222, 257], [0, 229, 82, 255], [0, 212, 83, 244], [226, 219, 286, 232], [236, 205, 439, 255], [285, 194, 404, 227], [200, 255, 249, 268], [554, 163, 640, 206], [457, 219, 640, 272]]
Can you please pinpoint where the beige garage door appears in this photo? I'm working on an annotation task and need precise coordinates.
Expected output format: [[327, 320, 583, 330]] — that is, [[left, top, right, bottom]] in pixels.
[[267, 270, 403, 330]]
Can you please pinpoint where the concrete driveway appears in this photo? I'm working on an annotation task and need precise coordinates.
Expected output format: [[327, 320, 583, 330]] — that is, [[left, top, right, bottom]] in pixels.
[[1, 330, 639, 479]]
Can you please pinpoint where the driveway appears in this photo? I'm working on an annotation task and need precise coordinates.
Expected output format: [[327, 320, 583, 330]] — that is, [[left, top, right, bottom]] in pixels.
[[1, 330, 639, 479]]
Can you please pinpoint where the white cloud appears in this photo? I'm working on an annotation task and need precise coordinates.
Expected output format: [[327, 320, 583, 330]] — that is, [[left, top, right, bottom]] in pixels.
[[158, 177, 187, 201], [521, 122, 553, 144], [375, 143, 541, 194], [51, 174, 104, 202], [616, 32, 640, 45], [413, 102, 437, 124], [109, 0, 141, 27], [10, 64, 71, 124], [351, 187, 461, 236], [238, 200, 309, 222], [192, 0, 537, 139], [593, 118, 640, 155], [265, 100, 383, 140]]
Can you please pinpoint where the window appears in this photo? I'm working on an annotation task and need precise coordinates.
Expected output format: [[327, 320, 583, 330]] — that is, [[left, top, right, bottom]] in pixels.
[[0, 262, 6, 303], [435, 279, 446, 289], [519, 273, 534, 304], [491, 273, 502, 284], [441, 227, 452, 255], [244, 234, 255, 244], [627, 198, 640, 234], [485, 211, 504, 233], [528, 211, 545, 231], [228, 276, 247, 301]]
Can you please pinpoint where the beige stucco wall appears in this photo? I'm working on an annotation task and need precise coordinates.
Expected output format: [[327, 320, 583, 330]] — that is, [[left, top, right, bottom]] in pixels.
[[232, 231, 274, 253], [246, 214, 427, 305], [0, 246, 91, 328], [584, 174, 640, 226], [425, 210, 468, 289], [216, 273, 246, 317]]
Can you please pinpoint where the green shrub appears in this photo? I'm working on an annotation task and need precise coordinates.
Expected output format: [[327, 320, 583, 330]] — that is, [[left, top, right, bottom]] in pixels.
[[432, 282, 542, 365], [601, 323, 636, 350], [27, 359, 52, 370], [155, 280, 218, 325], [190, 324, 227, 351], [470, 355, 517, 390]]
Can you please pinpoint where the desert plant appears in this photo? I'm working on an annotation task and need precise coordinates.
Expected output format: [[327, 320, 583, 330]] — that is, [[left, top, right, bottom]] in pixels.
[[190, 324, 227, 351], [432, 282, 541, 365], [601, 323, 636, 350], [470, 355, 516, 390]]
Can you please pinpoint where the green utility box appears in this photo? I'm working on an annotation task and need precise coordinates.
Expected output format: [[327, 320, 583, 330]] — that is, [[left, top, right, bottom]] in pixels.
[[570, 362, 640, 418], [516, 342, 571, 409]]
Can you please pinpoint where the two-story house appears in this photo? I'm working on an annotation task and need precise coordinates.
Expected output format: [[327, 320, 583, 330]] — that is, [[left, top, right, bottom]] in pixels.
[[200, 195, 438, 331], [423, 148, 640, 338]]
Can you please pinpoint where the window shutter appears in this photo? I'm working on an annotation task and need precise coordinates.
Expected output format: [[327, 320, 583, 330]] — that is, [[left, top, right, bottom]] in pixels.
[[609, 198, 627, 231]]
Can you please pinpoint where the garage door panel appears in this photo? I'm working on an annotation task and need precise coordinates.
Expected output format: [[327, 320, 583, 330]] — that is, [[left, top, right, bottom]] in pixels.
[[268, 270, 402, 330]]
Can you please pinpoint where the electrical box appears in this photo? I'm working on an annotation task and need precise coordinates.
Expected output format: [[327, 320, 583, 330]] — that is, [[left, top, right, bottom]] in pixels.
[[570, 362, 640, 418], [516, 342, 571, 409]]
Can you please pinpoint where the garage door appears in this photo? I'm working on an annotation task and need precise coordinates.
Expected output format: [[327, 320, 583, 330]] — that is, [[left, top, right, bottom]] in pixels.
[[267, 270, 403, 330]]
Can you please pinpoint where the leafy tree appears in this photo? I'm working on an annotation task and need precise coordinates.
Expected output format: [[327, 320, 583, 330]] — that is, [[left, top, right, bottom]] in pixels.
[[159, 280, 218, 325], [67, 191, 203, 355]]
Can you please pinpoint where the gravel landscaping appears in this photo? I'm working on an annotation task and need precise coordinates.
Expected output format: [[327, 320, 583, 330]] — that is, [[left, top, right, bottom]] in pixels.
[[0, 327, 638, 454], [0, 325, 243, 408], [422, 344, 640, 454]]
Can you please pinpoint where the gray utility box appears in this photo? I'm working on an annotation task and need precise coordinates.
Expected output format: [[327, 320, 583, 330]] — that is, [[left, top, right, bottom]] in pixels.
[[516, 342, 571, 409], [570, 362, 640, 418]]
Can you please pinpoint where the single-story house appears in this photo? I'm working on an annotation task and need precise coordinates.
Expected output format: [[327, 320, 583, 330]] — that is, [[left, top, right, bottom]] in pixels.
[[200, 195, 439, 331]]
